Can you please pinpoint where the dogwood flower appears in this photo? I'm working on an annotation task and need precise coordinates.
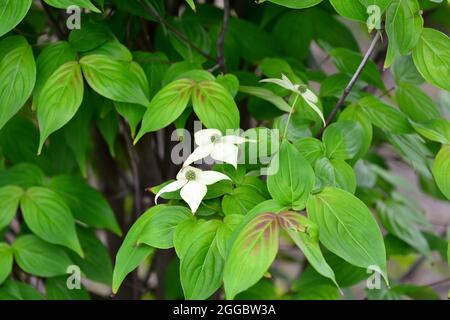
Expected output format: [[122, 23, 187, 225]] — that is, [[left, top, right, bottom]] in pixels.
[[183, 129, 250, 168], [260, 74, 325, 126], [155, 166, 230, 213]]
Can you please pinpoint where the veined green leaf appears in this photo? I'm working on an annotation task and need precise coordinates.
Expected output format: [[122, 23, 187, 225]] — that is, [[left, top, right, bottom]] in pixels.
[[0, 243, 13, 285], [412, 28, 450, 91], [323, 120, 364, 160], [264, 0, 323, 9], [20, 187, 83, 257], [359, 96, 413, 134], [223, 212, 279, 300], [43, 0, 100, 13], [137, 206, 192, 249], [412, 119, 450, 144], [279, 211, 338, 287], [33, 41, 77, 110], [0, 36, 36, 130], [0, 0, 32, 37], [0, 185, 23, 231], [192, 81, 240, 133], [395, 83, 440, 122], [80, 54, 150, 107], [37, 61, 84, 154], [48, 175, 121, 235], [178, 219, 223, 300], [307, 187, 388, 283], [12, 235, 73, 277], [267, 141, 315, 210], [135, 79, 194, 143], [434, 145, 450, 200], [239, 86, 291, 113], [384, 0, 423, 67], [46, 276, 90, 300], [112, 206, 162, 293]]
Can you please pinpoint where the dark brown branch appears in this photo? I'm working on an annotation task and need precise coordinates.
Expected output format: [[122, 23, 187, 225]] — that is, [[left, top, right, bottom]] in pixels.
[[40, 0, 67, 39], [216, 0, 230, 73], [316, 32, 381, 138], [137, 0, 213, 61]]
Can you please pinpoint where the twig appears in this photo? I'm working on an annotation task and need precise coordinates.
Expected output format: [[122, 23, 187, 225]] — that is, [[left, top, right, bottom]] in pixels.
[[137, 0, 213, 61], [316, 32, 381, 138], [40, 0, 66, 39], [216, 0, 230, 73]]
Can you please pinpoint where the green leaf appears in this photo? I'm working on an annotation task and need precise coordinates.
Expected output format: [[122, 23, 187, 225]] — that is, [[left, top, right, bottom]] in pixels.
[[185, 0, 196, 11], [307, 187, 388, 283], [323, 120, 364, 160], [0, 281, 44, 300], [338, 104, 373, 159], [178, 219, 223, 300], [216, 215, 244, 259], [239, 86, 291, 112], [33, 41, 77, 110], [112, 206, 161, 294], [314, 158, 357, 194], [279, 211, 338, 286], [48, 175, 121, 235], [391, 54, 423, 85], [114, 60, 149, 138], [133, 51, 170, 99], [223, 212, 280, 300], [44, 0, 100, 13], [434, 145, 450, 200], [395, 83, 440, 122], [137, 206, 192, 249], [0, 163, 44, 189], [80, 54, 150, 106], [69, 21, 111, 52], [265, 0, 323, 9], [84, 41, 132, 61], [293, 137, 326, 166], [135, 79, 194, 142], [20, 187, 83, 257], [384, 0, 423, 67], [37, 61, 84, 154], [216, 74, 239, 98], [0, 0, 32, 37], [331, 48, 385, 90], [0, 36, 36, 130], [329, 0, 367, 23], [192, 81, 240, 133], [68, 226, 113, 286], [412, 28, 450, 91], [222, 186, 269, 216], [96, 108, 119, 157], [0, 243, 13, 285], [12, 235, 73, 277], [0, 185, 23, 231], [376, 201, 432, 260], [46, 276, 90, 300], [412, 119, 450, 144], [359, 96, 413, 134], [267, 142, 315, 210]]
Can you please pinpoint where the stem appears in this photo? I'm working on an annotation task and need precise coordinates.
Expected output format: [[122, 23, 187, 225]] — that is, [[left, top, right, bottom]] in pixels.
[[316, 32, 381, 138], [138, 0, 213, 61], [216, 0, 230, 73], [283, 94, 300, 140]]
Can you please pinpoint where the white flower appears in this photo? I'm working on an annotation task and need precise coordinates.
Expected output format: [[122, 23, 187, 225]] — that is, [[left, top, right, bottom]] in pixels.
[[155, 166, 230, 213], [183, 129, 251, 168], [260, 74, 325, 126]]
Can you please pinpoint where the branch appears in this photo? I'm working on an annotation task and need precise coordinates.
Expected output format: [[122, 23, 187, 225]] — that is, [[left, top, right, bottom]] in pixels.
[[316, 32, 381, 138], [40, 0, 67, 39], [216, 0, 230, 73], [138, 0, 213, 61]]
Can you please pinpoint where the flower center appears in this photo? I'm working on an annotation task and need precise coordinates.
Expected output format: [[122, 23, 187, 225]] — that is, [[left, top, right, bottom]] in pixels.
[[185, 170, 196, 181], [297, 84, 307, 94], [210, 134, 220, 143]]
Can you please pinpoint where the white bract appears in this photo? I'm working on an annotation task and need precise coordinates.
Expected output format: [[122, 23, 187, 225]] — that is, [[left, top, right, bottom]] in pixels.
[[155, 166, 230, 213], [260, 74, 325, 126], [183, 129, 251, 168]]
